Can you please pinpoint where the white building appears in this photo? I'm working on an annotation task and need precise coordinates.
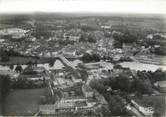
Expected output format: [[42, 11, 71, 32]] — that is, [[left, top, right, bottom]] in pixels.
[[131, 100, 154, 116]]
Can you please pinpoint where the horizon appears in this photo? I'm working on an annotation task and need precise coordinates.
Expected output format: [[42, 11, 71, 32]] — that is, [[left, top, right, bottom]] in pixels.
[[0, 12, 165, 19], [0, 0, 166, 15]]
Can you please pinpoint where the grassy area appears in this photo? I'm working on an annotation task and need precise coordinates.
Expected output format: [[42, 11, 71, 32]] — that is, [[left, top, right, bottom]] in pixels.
[[4, 88, 45, 116], [0, 56, 51, 65]]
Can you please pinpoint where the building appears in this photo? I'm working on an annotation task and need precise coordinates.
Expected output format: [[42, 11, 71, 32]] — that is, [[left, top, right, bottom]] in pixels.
[[82, 85, 94, 98], [23, 66, 46, 74], [0, 28, 30, 40], [113, 54, 121, 61], [39, 104, 56, 114], [154, 81, 166, 93], [39, 97, 95, 115], [0, 70, 19, 78], [63, 33, 80, 42], [123, 43, 133, 51], [19, 74, 44, 81], [0, 39, 5, 43], [19, 66, 47, 81], [131, 100, 154, 116], [101, 25, 111, 30]]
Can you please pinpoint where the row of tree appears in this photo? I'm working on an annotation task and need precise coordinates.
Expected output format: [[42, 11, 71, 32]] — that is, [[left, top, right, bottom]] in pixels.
[[79, 33, 96, 43], [11, 78, 46, 89], [113, 32, 138, 44], [80, 53, 101, 63], [0, 49, 24, 62]]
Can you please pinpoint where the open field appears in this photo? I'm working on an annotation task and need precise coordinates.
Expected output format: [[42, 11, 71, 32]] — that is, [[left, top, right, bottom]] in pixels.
[[4, 88, 45, 116]]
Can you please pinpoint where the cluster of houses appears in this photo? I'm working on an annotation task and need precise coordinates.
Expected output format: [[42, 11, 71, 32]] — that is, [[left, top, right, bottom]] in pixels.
[[0, 28, 30, 40], [39, 83, 107, 115], [51, 69, 82, 89]]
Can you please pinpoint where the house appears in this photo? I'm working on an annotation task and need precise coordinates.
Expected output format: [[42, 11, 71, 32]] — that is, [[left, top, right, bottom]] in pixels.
[[113, 54, 121, 61], [113, 64, 123, 74], [101, 25, 111, 30], [0, 70, 19, 78], [39, 96, 90, 114], [72, 77, 82, 83], [33, 67, 46, 73], [84, 62, 103, 70], [23, 66, 46, 74], [131, 100, 154, 116], [39, 104, 56, 114], [19, 74, 44, 81], [20, 66, 47, 81], [82, 85, 94, 98], [0, 28, 29, 40], [63, 33, 80, 42], [154, 81, 166, 93], [0, 39, 5, 43], [123, 43, 133, 51]]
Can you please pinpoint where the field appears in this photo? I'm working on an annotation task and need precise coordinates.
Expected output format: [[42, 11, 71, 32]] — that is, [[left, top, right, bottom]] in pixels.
[[4, 88, 45, 116]]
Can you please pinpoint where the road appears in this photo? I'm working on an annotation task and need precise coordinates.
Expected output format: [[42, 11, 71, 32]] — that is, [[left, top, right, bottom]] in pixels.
[[126, 105, 144, 117], [58, 55, 76, 70]]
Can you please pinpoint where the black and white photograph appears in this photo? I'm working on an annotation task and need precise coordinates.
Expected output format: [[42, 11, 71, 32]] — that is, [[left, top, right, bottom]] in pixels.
[[0, 0, 166, 116]]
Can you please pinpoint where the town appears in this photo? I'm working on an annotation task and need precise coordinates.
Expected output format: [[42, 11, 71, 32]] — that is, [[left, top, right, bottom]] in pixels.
[[0, 13, 166, 116]]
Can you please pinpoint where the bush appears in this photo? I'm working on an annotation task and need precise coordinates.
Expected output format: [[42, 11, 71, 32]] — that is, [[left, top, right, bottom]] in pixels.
[[81, 53, 101, 63]]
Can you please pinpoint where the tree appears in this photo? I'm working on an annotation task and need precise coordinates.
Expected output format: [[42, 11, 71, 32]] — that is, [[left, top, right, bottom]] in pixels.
[[117, 73, 131, 92], [113, 64, 123, 69], [87, 34, 96, 43], [1, 54, 10, 62], [79, 34, 87, 42], [113, 32, 137, 44], [9, 64, 14, 70], [0, 75, 11, 113], [91, 53, 101, 62], [113, 40, 122, 48], [90, 79, 107, 94], [153, 34, 164, 40], [79, 69, 88, 81], [108, 95, 126, 116], [0, 75, 11, 102], [154, 46, 166, 55], [49, 59, 55, 67], [131, 77, 153, 95], [81, 53, 92, 63], [81, 53, 101, 63], [153, 68, 166, 81], [135, 91, 143, 99], [27, 61, 33, 67], [15, 65, 23, 73]]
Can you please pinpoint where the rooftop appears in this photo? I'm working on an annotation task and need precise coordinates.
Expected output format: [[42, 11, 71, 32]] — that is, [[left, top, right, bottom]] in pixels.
[[82, 84, 93, 92]]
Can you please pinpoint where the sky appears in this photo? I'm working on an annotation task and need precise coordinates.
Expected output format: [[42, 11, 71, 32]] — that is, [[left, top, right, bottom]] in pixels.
[[0, 0, 166, 14]]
